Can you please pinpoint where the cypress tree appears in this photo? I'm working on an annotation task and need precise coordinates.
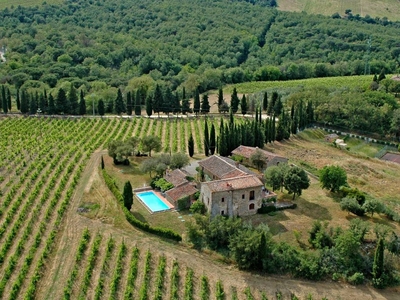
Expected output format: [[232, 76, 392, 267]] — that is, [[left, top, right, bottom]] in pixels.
[[218, 87, 223, 108], [193, 88, 200, 116], [101, 156, 105, 169], [271, 115, 276, 141], [56, 88, 67, 114], [204, 120, 209, 156], [69, 85, 79, 114], [306, 101, 314, 126], [126, 91, 132, 116], [98, 99, 105, 117], [48, 94, 55, 115], [1, 85, 7, 113], [16, 89, 20, 111], [29, 93, 37, 115], [373, 238, 385, 288], [6, 87, 11, 111], [38, 92, 46, 112], [262, 91, 268, 111], [123, 181, 133, 211], [153, 84, 163, 117], [79, 90, 86, 115], [164, 87, 173, 117], [241, 94, 247, 115], [114, 88, 125, 115], [268, 91, 278, 115], [230, 87, 239, 114], [378, 68, 386, 82], [20, 90, 29, 114], [188, 133, 194, 157], [274, 96, 283, 116], [182, 87, 190, 114], [210, 123, 216, 155], [173, 91, 181, 114], [201, 94, 210, 114], [135, 89, 141, 116], [145, 94, 152, 117], [259, 233, 267, 271], [291, 108, 298, 135], [373, 74, 378, 82]]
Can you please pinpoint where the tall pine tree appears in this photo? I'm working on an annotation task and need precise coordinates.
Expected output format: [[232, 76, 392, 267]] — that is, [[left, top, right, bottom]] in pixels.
[[145, 94, 152, 117], [209, 123, 216, 155], [230, 87, 239, 114], [20, 90, 29, 114], [262, 91, 268, 112], [218, 87, 224, 108], [188, 133, 194, 157], [201, 94, 210, 114], [126, 91, 132, 116], [98, 99, 105, 117], [241, 94, 248, 115], [123, 181, 134, 211], [48, 94, 55, 115], [16, 89, 20, 111], [135, 89, 141, 116], [204, 120, 209, 156], [114, 88, 125, 115], [56, 88, 67, 114], [1, 85, 7, 113], [193, 88, 200, 116], [153, 84, 163, 117], [79, 90, 86, 115], [69, 85, 79, 114], [6, 87, 11, 111]]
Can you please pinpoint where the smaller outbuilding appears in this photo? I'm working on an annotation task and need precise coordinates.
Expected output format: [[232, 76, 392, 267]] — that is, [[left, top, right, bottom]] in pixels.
[[231, 145, 288, 169], [325, 133, 339, 142]]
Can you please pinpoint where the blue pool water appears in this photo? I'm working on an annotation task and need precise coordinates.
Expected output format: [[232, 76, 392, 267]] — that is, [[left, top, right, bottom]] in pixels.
[[136, 191, 170, 212]]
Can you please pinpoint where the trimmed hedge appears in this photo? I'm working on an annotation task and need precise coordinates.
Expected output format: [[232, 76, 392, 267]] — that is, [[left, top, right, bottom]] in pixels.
[[102, 170, 182, 242]]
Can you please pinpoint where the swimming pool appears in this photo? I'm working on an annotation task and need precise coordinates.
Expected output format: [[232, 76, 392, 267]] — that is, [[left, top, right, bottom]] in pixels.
[[136, 191, 171, 213]]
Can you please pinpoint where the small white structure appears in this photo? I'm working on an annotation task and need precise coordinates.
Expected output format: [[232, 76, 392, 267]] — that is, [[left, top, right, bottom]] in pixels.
[[335, 139, 347, 149]]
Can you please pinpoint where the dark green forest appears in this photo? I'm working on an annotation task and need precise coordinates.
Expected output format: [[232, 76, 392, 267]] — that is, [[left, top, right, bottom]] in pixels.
[[0, 0, 399, 97]]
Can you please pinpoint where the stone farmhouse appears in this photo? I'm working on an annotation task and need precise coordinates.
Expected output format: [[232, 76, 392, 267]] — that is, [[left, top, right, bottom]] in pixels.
[[231, 145, 288, 169], [198, 155, 267, 217]]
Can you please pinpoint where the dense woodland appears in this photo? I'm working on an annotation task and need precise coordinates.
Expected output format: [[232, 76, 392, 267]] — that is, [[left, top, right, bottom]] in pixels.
[[0, 0, 399, 98]]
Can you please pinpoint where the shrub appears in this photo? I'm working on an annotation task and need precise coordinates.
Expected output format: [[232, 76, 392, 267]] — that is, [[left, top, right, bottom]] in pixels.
[[340, 197, 365, 216], [257, 204, 276, 214], [347, 272, 365, 285]]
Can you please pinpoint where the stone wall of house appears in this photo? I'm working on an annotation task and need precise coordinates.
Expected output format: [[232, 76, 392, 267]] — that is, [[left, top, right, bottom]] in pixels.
[[201, 185, 262, 217]]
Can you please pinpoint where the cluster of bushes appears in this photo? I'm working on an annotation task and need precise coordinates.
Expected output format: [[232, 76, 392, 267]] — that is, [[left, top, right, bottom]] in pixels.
[[339, 187, 400, 222], [186, 215, 400, 287], [151, 178, 174, 192], [101, 169, 182, 242]]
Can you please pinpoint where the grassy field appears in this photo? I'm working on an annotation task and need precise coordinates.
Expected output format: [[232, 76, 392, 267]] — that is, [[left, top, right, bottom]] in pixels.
[[0, 116, 399, 299], [277, 0, 400, 21], [225, 75, 375, 94], [0, 0, 63, 10]]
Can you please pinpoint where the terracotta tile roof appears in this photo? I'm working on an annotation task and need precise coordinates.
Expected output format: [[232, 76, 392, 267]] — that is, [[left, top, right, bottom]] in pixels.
[[165, 183, 198, 202], [218, 156, 254, 175], [231, 145, 286, 161], [198, 155, 248, 179], [202, 175, 263, 192], [164, 169, 189, 186]]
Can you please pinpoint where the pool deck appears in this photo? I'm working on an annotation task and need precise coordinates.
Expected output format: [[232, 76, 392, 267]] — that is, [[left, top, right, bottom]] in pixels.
[[135, 190, 175, 214]]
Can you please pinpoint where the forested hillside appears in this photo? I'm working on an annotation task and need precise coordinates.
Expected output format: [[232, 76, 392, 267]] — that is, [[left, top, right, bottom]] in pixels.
[[0, 0, 399, 97]]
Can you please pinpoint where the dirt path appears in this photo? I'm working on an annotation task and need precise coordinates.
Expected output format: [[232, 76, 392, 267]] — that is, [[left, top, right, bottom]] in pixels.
[[37, 148, 400, 300]]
